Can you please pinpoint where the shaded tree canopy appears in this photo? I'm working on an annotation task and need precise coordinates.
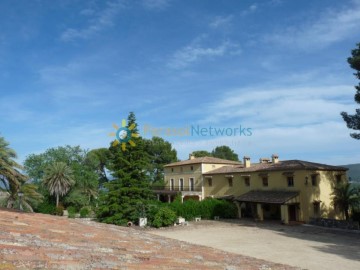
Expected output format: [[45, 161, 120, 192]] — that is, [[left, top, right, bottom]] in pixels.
[[341, 42, 360, 139], [192, 146, 239, 161]]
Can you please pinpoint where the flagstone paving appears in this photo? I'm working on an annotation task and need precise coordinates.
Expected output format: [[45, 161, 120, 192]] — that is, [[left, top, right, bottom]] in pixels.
[[0, 209, 298, 269]]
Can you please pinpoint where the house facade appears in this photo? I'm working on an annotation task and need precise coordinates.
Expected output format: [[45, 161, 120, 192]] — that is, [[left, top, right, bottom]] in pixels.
[[154, 154, 241, 202], [159, 154, 348, 224]]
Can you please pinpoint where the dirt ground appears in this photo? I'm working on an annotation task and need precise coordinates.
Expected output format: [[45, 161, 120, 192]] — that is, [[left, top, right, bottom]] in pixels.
[[0, 208, 297, 269], [149, 219, 360, 270]]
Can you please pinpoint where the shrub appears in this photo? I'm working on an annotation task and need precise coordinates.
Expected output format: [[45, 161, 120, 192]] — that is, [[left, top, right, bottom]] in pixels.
[[152, 207, 177, 228], [55, 205, 64, 216], [80, 207, 90, 218], [67, 206, 77, 218], [36, 202, 57, 215]]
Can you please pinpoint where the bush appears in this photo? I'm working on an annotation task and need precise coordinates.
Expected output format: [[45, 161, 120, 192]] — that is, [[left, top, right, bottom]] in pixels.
[[36, 202, 57, 215], [55, 205, 64, 216], [67, 206, 77, 218], [152, 207, 177, 228], [80, 207, 90, 218], [169, 198, 237, 220]]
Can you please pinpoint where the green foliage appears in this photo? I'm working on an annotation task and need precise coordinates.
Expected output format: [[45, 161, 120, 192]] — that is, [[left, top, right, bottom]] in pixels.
[[192, 150, 212, 158], [67, 206, 77, 218], [24, 145, 99, 212], [36, 201, 57, 215], [211, 146, 239, 161], [80, 207, 90, 218], [152, 207, 177, 228], [332, 182, 360, 220], [192, 146, 239, 161], [341, 42, 360, 139], [55, 205, 64, 216], [42, 162, 75, 207], [96, 112, 155, 226], [145, 137, 178, 184], [169, 198, 237, 220]]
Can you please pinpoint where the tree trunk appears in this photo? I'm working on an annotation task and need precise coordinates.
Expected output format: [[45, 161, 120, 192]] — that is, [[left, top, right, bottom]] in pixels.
[[56, 194, 59, 207]]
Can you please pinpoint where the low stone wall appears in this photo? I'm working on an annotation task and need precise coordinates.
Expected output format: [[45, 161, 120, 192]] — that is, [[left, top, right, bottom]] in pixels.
[[309, 218, 359, 230]]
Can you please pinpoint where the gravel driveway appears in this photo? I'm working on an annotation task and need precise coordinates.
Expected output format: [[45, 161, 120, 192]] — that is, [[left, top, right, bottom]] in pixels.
[[149, 219, 360, 270]]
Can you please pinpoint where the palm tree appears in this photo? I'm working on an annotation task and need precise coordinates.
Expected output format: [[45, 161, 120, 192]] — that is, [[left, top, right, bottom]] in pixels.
[[332, 182, 360, 220], [0, 136, 24, 192], [42, 162, 74, 207]]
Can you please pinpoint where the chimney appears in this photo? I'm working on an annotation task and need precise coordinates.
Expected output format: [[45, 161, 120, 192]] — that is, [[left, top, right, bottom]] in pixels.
[[243, 156, 251, 168], [271, 154, 279, 164], [189, 153, 195, 160], [259, 158, 270, 164]]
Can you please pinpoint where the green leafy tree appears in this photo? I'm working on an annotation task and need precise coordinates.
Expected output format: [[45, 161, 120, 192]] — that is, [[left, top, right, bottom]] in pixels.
[[341, 43, 360, 139], [87, 148, 111, 186], [192, 150, 212, 157], [42, 162, 75, 207], [24, 145, 99, 210], [332, 182, 360, 220], [211, 145, 239, 161], [96, 112, 154, 225], [145, 137, 177, 184]]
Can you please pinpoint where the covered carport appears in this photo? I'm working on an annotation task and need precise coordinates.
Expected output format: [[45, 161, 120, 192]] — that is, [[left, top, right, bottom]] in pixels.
[[235, 190, 300, 224]]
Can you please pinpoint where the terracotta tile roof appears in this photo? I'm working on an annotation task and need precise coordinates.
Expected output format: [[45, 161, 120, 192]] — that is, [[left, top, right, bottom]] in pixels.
[[235, 190, 299, 204], [164, 156, 242, 167], [204, 160, 348, 175]]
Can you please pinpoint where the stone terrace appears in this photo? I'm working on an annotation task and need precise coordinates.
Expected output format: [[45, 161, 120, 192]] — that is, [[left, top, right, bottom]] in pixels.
[[0, 209, 298, 269]]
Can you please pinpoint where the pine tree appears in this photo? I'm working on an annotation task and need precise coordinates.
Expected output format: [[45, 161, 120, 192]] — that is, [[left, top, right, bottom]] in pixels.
[[96, 112, 154, 225], [341, 43, 360, 139]]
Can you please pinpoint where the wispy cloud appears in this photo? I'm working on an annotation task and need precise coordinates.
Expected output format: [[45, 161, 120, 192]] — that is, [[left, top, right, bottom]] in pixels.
[[61, 0, 125, 41], [241, 3, 258, 16], [209, 15, 233, 29], [142, 0, 171, 10], [265, 1, 360, 49], [200, 84, 355, 126], [168, 37, 240, 69]]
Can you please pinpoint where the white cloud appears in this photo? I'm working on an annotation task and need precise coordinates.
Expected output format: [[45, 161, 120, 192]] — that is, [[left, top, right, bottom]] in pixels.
[[241, 3, 258, 16], [209, 15, 233, 29], [142, 0, 171, 10], [265, 1, 360, 49], [61, 0, 125, 41], [200, 85, 355, 126], [168, 39, 240, 69]]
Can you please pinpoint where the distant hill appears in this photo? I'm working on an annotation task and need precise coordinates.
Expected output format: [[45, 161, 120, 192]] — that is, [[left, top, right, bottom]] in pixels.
[[340, 163, 360, 183]]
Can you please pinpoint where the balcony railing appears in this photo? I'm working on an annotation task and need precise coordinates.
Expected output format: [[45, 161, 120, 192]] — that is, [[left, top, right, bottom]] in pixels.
[[151, 185, 202, 192]]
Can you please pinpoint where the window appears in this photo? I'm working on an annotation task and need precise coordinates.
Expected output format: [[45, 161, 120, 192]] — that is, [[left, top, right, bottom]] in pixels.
[[313, 202, 320, 217], [180, 167, 183, 172], [208, 178, 212, 187], [287, 176, 294, 187], [262, 177, 268, 187], [189, 178, 194, 191], [190, 166, 193, 171], [171, 168, 174, 172], [228, 178, 233, 187], [170, 179, 174, 190], [179, 178, 184, 191], [244, 177, 250, 186], [311, 175, 317, 186], [336, 175, 342, 184]]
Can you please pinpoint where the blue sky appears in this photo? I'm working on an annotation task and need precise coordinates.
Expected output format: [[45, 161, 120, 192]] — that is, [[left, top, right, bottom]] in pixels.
[[0, 0, 360, 165]]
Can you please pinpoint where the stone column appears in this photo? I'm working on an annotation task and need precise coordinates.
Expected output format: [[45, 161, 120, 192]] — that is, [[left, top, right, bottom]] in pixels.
[[234, 201, 242, 219], [256, 203, 264, 221], [281, 205, 289, 224]]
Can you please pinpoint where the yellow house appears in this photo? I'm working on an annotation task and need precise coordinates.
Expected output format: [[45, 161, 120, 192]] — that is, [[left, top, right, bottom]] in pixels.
[[159, 154, 348, 224], [154, 154, 241, 202]]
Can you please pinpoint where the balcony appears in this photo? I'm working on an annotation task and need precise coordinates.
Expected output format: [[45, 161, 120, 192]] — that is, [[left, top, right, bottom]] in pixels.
[[151, 185, 202, 192], [151, 185, 203, 202]]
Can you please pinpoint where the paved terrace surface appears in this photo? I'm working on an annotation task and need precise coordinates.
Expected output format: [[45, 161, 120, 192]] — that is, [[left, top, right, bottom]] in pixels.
[[0, 209, 297, 270]]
